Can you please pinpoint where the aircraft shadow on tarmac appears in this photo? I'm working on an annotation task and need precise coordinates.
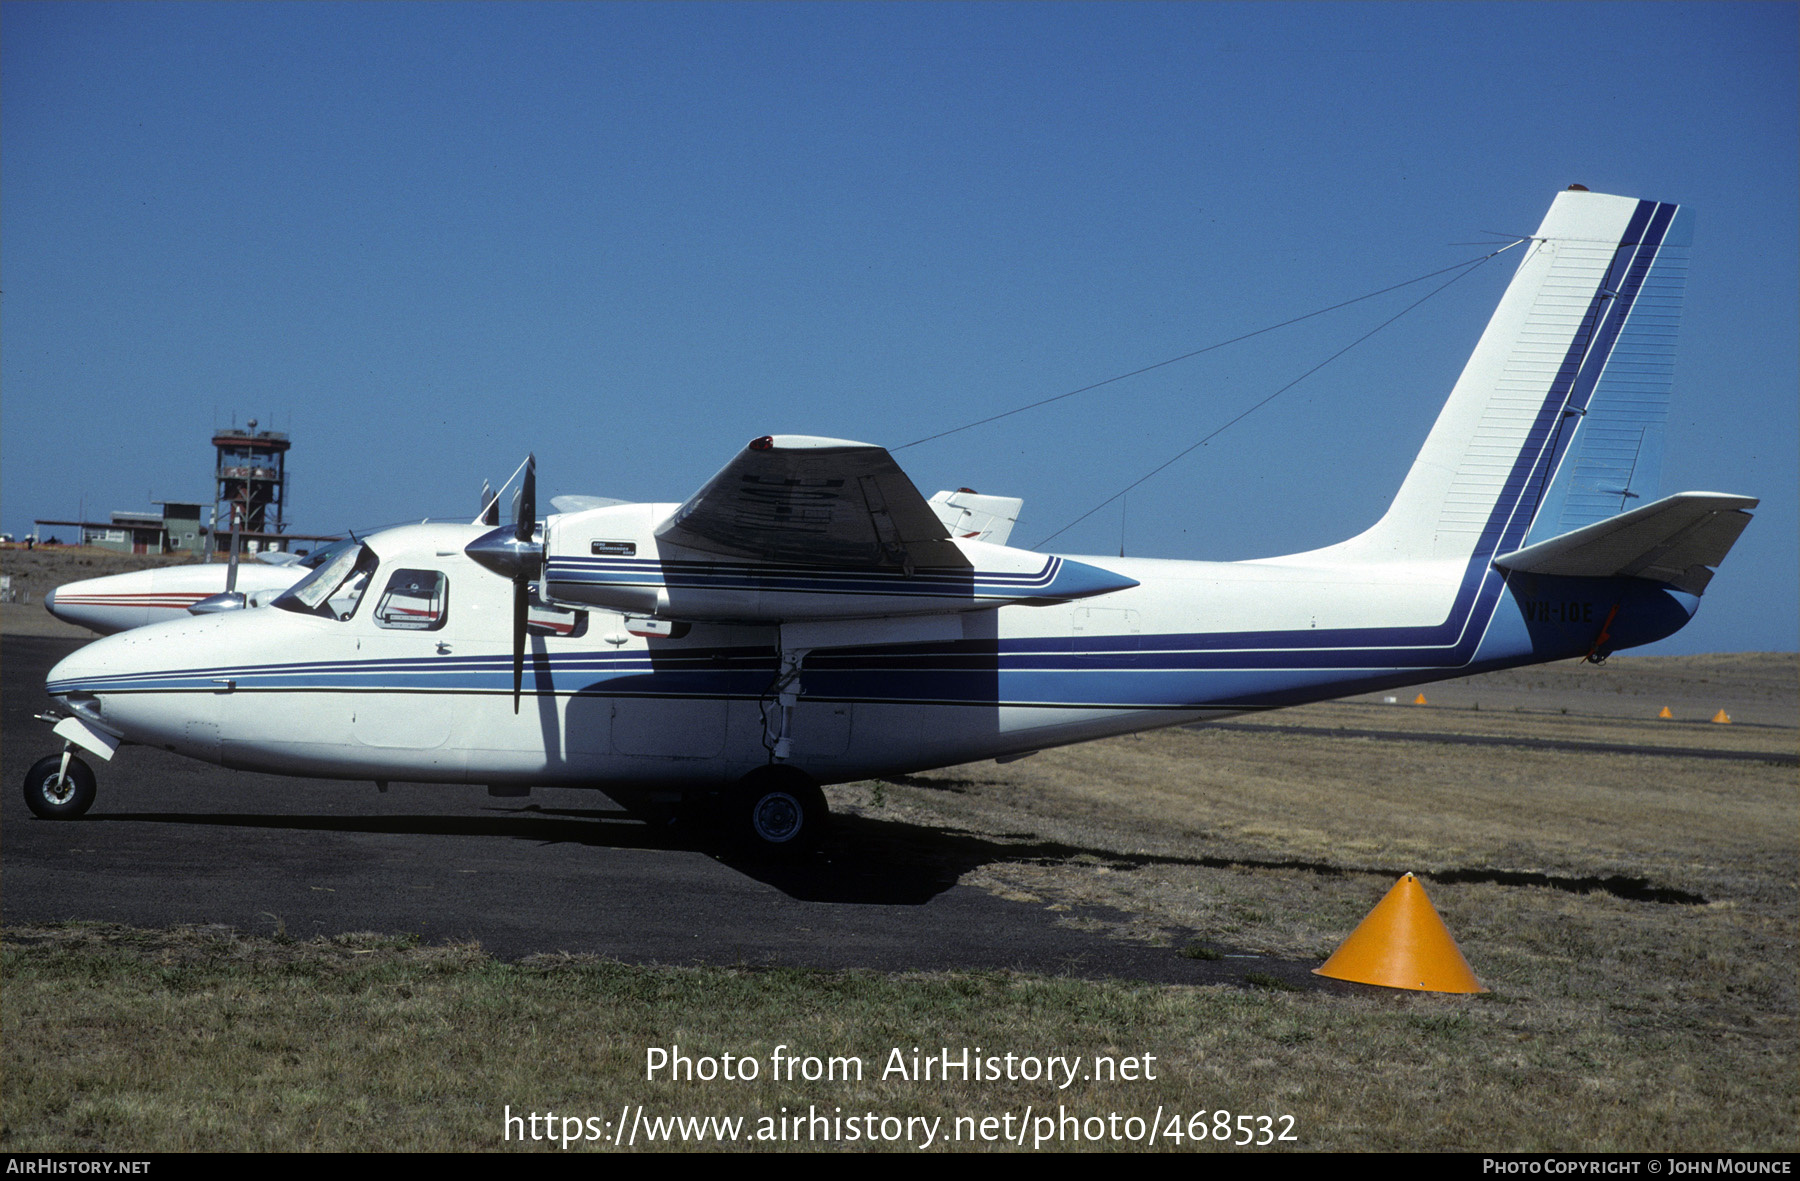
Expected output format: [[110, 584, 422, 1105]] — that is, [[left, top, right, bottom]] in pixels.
[[76, 801, 1706, 907], [77, 804, 1083, 905]]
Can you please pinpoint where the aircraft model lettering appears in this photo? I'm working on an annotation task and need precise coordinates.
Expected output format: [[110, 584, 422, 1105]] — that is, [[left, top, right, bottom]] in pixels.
[[27, 190, 1757, 856]]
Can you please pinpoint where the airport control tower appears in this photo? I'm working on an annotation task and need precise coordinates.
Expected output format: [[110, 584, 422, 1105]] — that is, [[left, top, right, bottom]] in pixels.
[[212, 419, 292, 554]]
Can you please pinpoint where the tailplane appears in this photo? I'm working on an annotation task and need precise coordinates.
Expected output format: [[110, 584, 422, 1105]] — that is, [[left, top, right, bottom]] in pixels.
[[1492, 491, 1756, 596]]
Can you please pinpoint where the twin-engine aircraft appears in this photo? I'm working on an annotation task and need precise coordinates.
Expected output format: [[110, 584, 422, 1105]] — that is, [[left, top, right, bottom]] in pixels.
[[28, 189, 1756, 855]]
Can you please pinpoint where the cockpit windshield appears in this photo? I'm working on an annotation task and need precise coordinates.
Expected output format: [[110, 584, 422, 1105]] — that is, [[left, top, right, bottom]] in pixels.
[[298, 536, 356, 570], [272, 542, 380, 620]]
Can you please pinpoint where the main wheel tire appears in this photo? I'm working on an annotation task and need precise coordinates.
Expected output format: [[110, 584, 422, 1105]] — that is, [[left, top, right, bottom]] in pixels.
[[23, 754, 96, 820], [727, 767, 828, 857]]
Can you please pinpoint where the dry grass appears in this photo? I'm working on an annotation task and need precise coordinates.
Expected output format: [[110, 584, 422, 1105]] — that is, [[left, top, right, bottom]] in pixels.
[[831, 656, 1798, 1148], [5, 915, 1790, 1152], [1, 546, 207, 637]]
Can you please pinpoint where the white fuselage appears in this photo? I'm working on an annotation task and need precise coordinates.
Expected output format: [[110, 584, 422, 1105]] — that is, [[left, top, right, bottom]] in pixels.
[[42, 518, 1678, 791]]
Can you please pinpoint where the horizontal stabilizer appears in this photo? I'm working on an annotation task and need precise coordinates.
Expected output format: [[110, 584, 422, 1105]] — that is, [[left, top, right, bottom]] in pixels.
[[1492, 492, 1756, 595], [929, 489, 1023, 545]]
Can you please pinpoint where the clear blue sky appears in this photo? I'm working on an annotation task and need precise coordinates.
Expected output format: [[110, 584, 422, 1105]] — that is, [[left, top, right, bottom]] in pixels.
[[4, 2, 1794, 653]]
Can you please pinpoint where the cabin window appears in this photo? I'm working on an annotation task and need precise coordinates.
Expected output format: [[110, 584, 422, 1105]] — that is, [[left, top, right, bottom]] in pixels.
[[373, 569, 449, 631]]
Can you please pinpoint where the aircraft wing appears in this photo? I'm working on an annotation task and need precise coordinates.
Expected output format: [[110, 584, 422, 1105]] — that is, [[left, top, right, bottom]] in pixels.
[[655, 435, 963, 568], [1492, 491, 1757, 595], [544, 435, 1136, 622]]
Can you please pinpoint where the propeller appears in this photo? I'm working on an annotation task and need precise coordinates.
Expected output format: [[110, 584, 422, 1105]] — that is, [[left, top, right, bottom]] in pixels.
[[465, 454, 541, 712], [477, 481, 500, 526]]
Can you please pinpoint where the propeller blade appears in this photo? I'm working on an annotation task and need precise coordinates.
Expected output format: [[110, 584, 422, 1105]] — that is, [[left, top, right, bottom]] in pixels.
[[466, 454, 545, 582], [479, 481, 499, 526], [513, 575, 528, 713], [225, 498, 241, 594], [463, 452, 543, 715], [516, 453, 537, 543]]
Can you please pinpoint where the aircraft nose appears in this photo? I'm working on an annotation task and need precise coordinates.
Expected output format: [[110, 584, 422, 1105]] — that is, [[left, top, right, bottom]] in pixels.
[[45, 624, 177, 699], [44, 624, 201, 749], [46, 633, 119, 698], [39, 573, 140, 635]]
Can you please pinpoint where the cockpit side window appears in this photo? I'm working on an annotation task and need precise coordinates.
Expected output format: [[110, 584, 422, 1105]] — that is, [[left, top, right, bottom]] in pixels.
[[374, 569, 449, 631], [273, 543, 380, 620]]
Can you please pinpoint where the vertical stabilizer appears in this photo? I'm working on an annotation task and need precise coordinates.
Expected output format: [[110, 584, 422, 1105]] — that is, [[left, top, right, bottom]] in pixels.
[[1343, 190, 1690, 566]]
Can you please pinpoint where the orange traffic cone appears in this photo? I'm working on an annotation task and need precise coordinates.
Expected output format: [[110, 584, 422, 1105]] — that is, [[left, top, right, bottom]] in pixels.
[[1314, 873, 1487, 993], [1657, 706, 1673, 719], [1413, 693, 1428, 705], [1711, 709, 1732, 724]]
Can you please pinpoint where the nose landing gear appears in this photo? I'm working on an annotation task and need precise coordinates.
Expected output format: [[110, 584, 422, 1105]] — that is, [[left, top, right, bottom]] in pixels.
[[23, 750, 96, 819]]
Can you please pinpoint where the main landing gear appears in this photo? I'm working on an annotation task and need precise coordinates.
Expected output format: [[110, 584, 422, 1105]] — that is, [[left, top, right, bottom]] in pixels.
[[721, 765, 828, 858], [23, 751, 96, 820]]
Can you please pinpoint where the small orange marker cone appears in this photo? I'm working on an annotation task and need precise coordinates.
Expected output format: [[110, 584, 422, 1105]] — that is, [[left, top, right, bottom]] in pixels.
[[1657, 706, 1673, 719], [1413, 693, 1428, 705], [1314, 873, 1487, 994], [1711, 709, 1732, 724]]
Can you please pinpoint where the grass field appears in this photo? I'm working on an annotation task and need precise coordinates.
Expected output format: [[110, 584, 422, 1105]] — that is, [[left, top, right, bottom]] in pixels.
[[1, 545, 206, 639], [4, 653, 1795, 1151]]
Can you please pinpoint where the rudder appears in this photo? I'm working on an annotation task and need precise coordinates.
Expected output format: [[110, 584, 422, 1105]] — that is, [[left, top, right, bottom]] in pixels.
[[1343, 189, 1691, 567]]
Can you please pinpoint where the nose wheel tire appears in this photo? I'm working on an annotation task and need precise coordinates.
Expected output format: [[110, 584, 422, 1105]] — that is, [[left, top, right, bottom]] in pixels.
[[23, 754, 96, 820], [727, 767, 827, 857]]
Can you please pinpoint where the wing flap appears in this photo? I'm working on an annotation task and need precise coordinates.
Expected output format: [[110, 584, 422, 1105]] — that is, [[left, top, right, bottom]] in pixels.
[[1492, 491, 1757, 595]]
